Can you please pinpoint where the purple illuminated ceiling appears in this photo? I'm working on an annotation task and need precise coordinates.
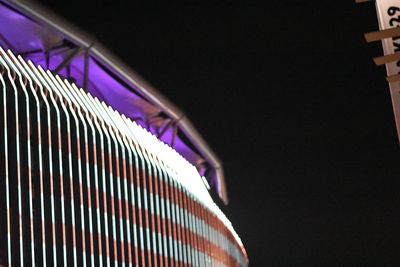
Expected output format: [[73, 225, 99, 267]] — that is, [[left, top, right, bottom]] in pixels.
[[0, 0, 226, 198]]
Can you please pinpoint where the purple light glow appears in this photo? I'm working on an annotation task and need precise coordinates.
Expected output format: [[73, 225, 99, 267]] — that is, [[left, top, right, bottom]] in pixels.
[[0, 1, 221, 194]]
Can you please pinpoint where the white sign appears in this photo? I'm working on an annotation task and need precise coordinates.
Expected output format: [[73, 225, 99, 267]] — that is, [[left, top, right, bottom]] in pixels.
[[376, 0, 400, 139]]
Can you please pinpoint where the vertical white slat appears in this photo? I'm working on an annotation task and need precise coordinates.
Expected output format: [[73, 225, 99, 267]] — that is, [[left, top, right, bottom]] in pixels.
[[77, 90, 112, 267], [119, 110, 164, 267], [107, 108, 133, 267], [88, 97, 119, 267], [0, 48, 24, 267], [176, 184, 189, 267], [112, 109, 145, 265], [0, 48, 248, 266], [100, 105, 127, 267], [53, 74, 87, 266], [93, 101, 126, 266], [125, 122, 152, 267], [85, 94, 113, 267], [132, 133, 152, 267], [3, 51, 38, 266], [120, 115, 161, 267], [145, 150, 158, 267], [71, 85, 104, 267], [116, 115, 140, 267], [131, 137, 157, 267], [27, 61, 59, 266], [131, 123, 178, 267], [0, 53, 12, 267], [10, 52, 44, 267], [17, 58, 47, 267], [107, 109, 142, 267], [57, 78, 89, 267], [37, 67, 68, 267], [144, 151, 166, 267], [61, 81, 95, 267], [173, 181, 184, 266], [46, 72, 78, 266]]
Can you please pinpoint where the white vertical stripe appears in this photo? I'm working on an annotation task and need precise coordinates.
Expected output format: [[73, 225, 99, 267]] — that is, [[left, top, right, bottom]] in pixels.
[[1, 49, 248, 266], [0, 48, 24, 267], [0, 55, 12, 267]]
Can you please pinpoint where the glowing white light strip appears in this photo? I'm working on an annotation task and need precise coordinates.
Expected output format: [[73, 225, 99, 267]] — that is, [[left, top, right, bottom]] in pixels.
[[144, 137, 174, 265], [71, 84, 105, 267], [29, 62, 67, 265], [137, 131, 168, 263], [109, 100, 155, 266], [37, 66, 69, 267], [93, 99, 120, 267], [111, 116, 135, 267], [62, 80, 96, 267], [140, 136, 178, 264], [133, 133, 159, 265], [12, 52, 56, 267], [4, 49, 39, 266], [27, 60, 60, 267], [46, 71, 78, 266], [0, 48, 248, 266], [78, 89, 112, 267], [144, 148, 163, 265], [173, 180, 184, 264], [15, 57, 48, 267], [126, 117, 197, 265], [56, 75, 88, 267], [146, 149, 170, 264], [93, 99, 132, 265], [0, 52, 12, 267], [97, 102, 127, 267], [117, 111, 178, 264], [106, 107, 133, 267], [180, 185, 193, 266], [115, 107, 150, 266], [140, 143, 159, 266], [0, 48, 25, 267], [128, 122, 153, 266], [123, 110, 247, 266], [116, 118, 140, 267]]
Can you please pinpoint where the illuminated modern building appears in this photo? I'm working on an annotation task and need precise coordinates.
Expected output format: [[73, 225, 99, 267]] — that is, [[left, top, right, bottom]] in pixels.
[[0, 0, 248, 266]]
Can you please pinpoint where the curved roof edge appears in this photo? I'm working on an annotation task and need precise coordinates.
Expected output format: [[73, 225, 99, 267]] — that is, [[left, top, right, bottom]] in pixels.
[[4, 0, 228, 203]]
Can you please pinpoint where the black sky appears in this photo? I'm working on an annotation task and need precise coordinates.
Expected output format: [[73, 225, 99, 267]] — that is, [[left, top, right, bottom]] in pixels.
[[36, 1, 400, 266]]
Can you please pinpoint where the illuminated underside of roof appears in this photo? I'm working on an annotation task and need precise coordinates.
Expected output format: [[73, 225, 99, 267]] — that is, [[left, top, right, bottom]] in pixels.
[[0, 0, 228, 203]]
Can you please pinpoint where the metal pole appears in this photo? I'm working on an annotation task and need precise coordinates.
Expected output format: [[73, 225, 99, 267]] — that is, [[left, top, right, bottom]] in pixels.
[[83, 50, 89, 91], [54, 47, 82, 74]]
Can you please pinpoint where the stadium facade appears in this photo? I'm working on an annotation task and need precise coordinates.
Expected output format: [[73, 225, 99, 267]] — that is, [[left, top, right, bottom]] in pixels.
[[0, 0, 248, 266]]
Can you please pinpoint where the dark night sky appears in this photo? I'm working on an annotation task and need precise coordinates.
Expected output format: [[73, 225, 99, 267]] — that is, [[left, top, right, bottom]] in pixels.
[[37, 1, 400, 266]]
